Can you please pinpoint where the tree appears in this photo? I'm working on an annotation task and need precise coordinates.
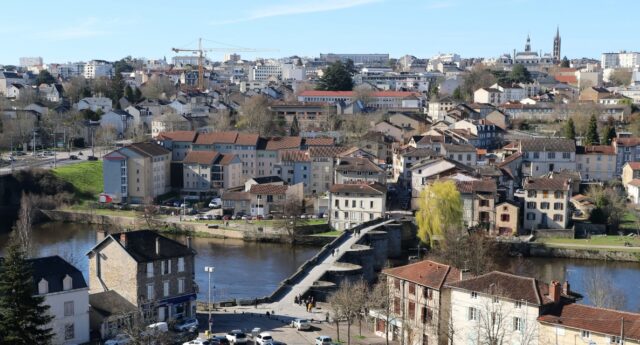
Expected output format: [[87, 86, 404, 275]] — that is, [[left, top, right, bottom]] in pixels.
[[328, 280, 368, 345], [0, 241, 54, 344], [582, 267, 626, 309], [609, 68, 632, 87], [35, 70, 56, 85], [141, 75, 176, 100], [584, 114, 600, 145], [415, 180, 463, 246], [430, 227, 497, 276], [125, 85, 134, 101], [317, 61, 354, 91], [452, 86, 463, 101], [139, 196, 160, 229], [587, 185, 626, 232], [134, 87, 142, 103], [344, 59, 358, 75], [509, 64, 533, 84], [289, 115, 300, 136], [560, 56, 570, 68], [276, 196, 307, 243], [369, 277, 393, 345], [459, 64, 497, 101], [563, 117, 576, 140], [238, 95, 277, 136], [601, 123, 617, 145], [14, 192, 35, 256]]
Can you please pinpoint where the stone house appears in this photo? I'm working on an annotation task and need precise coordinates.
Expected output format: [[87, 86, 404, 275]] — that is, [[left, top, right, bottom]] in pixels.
[[86, 230, 197, 339], [523, 176, 572, 231], [455, 179, 498, 230], [495, 201, 520, 236], [576, 145, 616, 181], [328, 182, 387, 231]]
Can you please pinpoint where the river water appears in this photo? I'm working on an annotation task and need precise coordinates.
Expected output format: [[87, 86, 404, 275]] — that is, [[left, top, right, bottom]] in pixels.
[[1, 222, 639, 312]]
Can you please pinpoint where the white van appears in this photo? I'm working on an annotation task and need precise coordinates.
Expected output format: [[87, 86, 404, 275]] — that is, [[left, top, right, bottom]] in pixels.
[[146, 321, 169, 334]]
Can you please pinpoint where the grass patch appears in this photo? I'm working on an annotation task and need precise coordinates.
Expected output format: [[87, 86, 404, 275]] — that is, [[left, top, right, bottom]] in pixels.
[[539, 236, 640, 247], [52, 161, 103, 200], [620, 211, 640, 231], [311, 230, 342, 237], [63, 205, 138, 218]]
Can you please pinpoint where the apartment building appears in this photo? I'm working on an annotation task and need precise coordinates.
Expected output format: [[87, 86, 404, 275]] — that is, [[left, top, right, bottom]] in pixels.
[[298, 90, 421, 109], [455, 179, 498, 230], [335, 157, 386, 184], [83, 60, 113, 79], [103, 143, 171, 204], [613, 137, 640, 175], [87, 231, 196, 338], [155, 130, 197, 161], [193, 131, 260, 180], [328, 182, 386, 231], [517, 138, 576, 177], [250, 64, 282, 81], [30, 256, 90, 345], [441, 143, 477, 166], [427, 98, 457, 122], [371, 260, 461, 345], [575, 145, 616, 181], [308, 146, 348, 195], [444, 272, 571, 345], [275, 150, 311, 193], [270, 103, 328, 132], [523, 176, 572, 230], [393, 147, 439, 187], [182, 151, 242, 199]]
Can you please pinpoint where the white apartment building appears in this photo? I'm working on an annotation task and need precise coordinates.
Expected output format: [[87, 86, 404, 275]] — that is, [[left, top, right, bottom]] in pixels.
[[281, 63, 306, 81], [523, 176, 572, 230], [298, 90, 421, 109], [601, 51, 640, 69], [250, 64, 282, 81], [575, 145, 616, 181], [427, 98, 457, 122], [20, 56, 43, 67], [328, 183, 386, 231], [444, 272, 567, 345], [31, 256, 90, 345], [83, 60, 113, 79], [517, 138, 576, 177]]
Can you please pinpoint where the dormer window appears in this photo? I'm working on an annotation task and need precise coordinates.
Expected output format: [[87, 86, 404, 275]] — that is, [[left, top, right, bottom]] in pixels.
[[38, 278, 49, 294], [63, 274, 73, 291]]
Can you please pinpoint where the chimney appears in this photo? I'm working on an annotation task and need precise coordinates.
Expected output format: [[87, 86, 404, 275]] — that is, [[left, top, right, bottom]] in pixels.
[[562, 281, 570, 295], [186, 236, 192, 249], [97, 228, 107, 243], [120, 233, 127, 247], [155, 237, 160, 255], [549, 280, 561, 303]]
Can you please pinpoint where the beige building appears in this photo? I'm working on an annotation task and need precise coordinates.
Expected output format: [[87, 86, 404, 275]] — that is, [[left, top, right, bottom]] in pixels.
[[335, 157, 386, 185], [622, 161, 640, 186], [308, 146, 348, 195], [371, 260, 461, 345], [576, 145, 616, 181], [538, 303, 640, 345], [328, 183, 386, 231], [87, 231, 196, 338], [182, 151, 242, 199], [455, 179, 497, 230], [523, 176, 572, 231], [495, 201, 520, 235]]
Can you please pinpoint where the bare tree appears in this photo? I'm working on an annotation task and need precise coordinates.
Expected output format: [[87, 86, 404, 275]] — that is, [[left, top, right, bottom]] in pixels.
[[368, 276, 394, 345], [141, 75, 176, 100], [119, 308, 173, 345], [430, 227, 496, 276], [609, 68, 633, 87], [469, 292, 538, 345], [276, 196, 307, 243], [63, 76, 90, 103], [328, 280, 368, 345], [139, 196, 160, 229], [13, 192, 35, 257], [582, 267, 626, 310], [238, 94, 277, 136], [205, 109, 233, 131]]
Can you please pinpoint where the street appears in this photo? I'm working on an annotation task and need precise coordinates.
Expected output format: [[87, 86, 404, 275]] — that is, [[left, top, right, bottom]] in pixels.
[[0, 146, 100, 175]]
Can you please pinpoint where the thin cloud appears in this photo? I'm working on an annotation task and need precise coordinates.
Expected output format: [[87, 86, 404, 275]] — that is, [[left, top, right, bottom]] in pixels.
[[35, 17, 111, 41], [211, 0, 383, 25]]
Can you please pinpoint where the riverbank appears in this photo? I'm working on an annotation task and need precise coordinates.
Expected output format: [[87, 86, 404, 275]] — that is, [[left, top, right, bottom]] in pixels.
[[509, 241, 640, 262], [39, 209, 333, 245]]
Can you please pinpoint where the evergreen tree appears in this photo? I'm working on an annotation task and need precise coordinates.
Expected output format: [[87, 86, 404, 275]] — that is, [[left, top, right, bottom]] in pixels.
[[125, 85, 134, 101], [560, 56, 570, 68], [289, 115, 300, 136], [563, 118, 576, 140], [35, 70, 56, 85], [585, 114, 600, 145], [0, 242, 54, 344], [452, 87, 463, 100], [317, 61, 354, 91], [509, 64, 533, 83], [133, 88, 142, 103], [601, 124, 617, 145], [110, 73, 126, 103]]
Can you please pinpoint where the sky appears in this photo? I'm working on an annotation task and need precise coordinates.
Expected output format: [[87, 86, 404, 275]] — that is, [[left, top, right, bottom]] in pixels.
[[0, 0, 638, 65]]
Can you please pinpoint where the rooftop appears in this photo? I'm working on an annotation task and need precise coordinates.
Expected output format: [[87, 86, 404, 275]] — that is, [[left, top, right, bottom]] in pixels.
[[93, 230, 196, 263], [329, 182, 387, 195], [184, 151, 219, 164], [523, 176, 571, 191], [446, 271, 548, 305], [27, 255, 87, 293], [249, 184, 288, 195], [156, 130, 197, 142], [384, 260, 461, 290]]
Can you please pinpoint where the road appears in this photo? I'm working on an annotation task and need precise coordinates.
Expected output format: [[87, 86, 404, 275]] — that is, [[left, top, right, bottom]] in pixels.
[[0, 147, 100, 175]]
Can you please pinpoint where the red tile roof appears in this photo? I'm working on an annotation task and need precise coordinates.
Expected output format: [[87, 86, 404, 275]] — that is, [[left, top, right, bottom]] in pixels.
[[616, 137, 640, 147], [523, 177, 571, 191], [249, 184, 288, 195], [235, 133, 260, 146], [194, 131, 239, 145], [455, 179, 497, 194], [576, 145, 615, 155], [304, 137, 335, 146], [265, 136, 302, 150], [498, 152, 523, 167], [216, 154, 238, 166], [446, 271, 546, 305], [156, 130, 197, 142], [625, 162, 640, 170], [628, 179, 640, 187], [221, 191, 250, 201], [308, 146, 350, 158], [279, 150, 310, 162], [383, 260, 461, 290], [299, 90, 419, 98], [555, 75, 577, 84], [538, 303, 640, 341], [184, 151, 219, 164], [329, 182, 387, 195]]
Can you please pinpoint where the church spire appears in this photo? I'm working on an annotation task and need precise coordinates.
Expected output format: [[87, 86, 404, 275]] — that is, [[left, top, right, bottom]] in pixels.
[[525, 34, 531, 52], [553, 26, 561, 62]]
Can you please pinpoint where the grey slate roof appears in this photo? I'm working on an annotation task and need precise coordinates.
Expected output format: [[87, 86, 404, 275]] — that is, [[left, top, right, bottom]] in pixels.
[[28, 255, 87, 293], [107, 230, 196, 262], [519, 138, 575, 152]]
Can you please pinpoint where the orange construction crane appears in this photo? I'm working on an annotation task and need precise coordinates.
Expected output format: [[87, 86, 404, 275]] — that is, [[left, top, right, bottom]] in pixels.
[[171, 38, 279, 91]]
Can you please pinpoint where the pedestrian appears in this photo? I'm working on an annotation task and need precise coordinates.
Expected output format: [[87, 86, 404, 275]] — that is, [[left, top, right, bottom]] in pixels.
[[266, 311, 270, 319], [254, 298, 258, 308], [331, 249, 335, 256], [294, 296, 299, 305]]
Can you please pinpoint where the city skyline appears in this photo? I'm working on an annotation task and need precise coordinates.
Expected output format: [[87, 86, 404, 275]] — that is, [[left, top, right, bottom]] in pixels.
[[1, 0, 639, 64]]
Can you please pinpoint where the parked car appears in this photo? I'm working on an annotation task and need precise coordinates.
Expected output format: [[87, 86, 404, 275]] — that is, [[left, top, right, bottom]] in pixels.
[[255, 332, 273, 345], [69, 155, 79, 160], [213, 215, 223, 220], [87, 155, 98, 161], [175, 317, 199, 332], [205, 214, 214, 220], [105, 334, 132, 345], [226, 330, 247, 344], [265, 215, 274, 220], [316, 336, 332, 345], [197, 215, 207, 221], [209, 335, 230, 345], [291, 318, 311, 330], [146, 321, 169, 334], [183, 339, 210, 345], [223, 215, 231, 221], [209, 198, 222, 208], [256, 215, 264, 220]]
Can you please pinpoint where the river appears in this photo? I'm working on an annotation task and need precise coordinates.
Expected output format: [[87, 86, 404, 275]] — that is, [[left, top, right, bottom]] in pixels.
[[1, 222, 639, 312]]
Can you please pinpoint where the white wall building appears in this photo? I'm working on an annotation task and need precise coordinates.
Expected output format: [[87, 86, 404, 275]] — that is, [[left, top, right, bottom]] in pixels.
[[250, 64, 282, 81], [83, 60, 113, 79], [328, 183, 386, 231]]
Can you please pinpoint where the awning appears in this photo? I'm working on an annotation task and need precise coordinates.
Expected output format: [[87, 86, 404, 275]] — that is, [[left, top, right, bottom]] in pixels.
[[156, 293, 197, 307]]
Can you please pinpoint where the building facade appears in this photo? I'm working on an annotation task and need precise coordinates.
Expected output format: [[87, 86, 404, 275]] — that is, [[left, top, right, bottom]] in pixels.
[[328, 182, 386, 230], [523, 176, 572, 230]]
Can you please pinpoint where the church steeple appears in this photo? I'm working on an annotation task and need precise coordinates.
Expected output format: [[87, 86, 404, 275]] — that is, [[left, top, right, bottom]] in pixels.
[[553, 26, 561, 62], [525, 34, 531, 52]]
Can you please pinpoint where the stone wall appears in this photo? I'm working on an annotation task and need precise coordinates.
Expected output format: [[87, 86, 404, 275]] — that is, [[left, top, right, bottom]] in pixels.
[[533, 228, 575, 238]]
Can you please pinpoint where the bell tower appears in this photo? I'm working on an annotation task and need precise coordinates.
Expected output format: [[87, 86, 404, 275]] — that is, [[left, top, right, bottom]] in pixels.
[[553, 26, 561, 62]]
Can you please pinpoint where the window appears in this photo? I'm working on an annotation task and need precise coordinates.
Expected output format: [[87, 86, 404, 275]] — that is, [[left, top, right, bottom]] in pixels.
[[515, 301, 523, 309], [344, 200, 348, 207], [480, 199, 490, 207], [409, 283, 415, 295], [471, 291, 478, 299], [394, 297, 401, 314], [38, 279, 48, 295], [64, 301, 74, 316], [493, 296, 499, 303], [501, 214, 510, 222], [554, 203, 564, 210], [178, 278, 185, 294], [409, 301, 416, 320], [526, 202, 536, 209], [513, 317, 523, 331], [611, 336, 622, 344], [147, 284, 154, 300], [177, 257, 185, 272], [541, 202, 550, 209], [553, 214, 564, 222], [581, 330, 590, 339], [468, 307, 478, 321], [163, 281, 170, 297], [147, 263, 154, 278], [424, 288, 433, 300], [394, 279, 400, 289], [548, 152, 556, 159], [352, 200, 356, 208], [334, 199, 339, 207], [370, 201, 374, 209], [527, 190, 537, 198], [65, 323, 75, 340], [533, 152, 540, 159], [555, 191, 564, 198], [526, 212, 536, 220], [562, 152, 571, 159]]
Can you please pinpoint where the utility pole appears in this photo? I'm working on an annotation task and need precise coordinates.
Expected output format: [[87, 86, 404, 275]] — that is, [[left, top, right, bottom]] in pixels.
[[52, 131, 56, 168], [204, 266, 215, 334], [32, 130, 37, 156], [10, 136, 14, 172]]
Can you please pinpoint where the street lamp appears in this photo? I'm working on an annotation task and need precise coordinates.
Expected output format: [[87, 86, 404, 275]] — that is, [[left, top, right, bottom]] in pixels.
[[204, 266, 215, 334]]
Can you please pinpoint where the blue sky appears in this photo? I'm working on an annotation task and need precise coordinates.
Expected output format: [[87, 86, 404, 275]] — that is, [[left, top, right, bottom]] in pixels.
[[1, 0, 637, 64]]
